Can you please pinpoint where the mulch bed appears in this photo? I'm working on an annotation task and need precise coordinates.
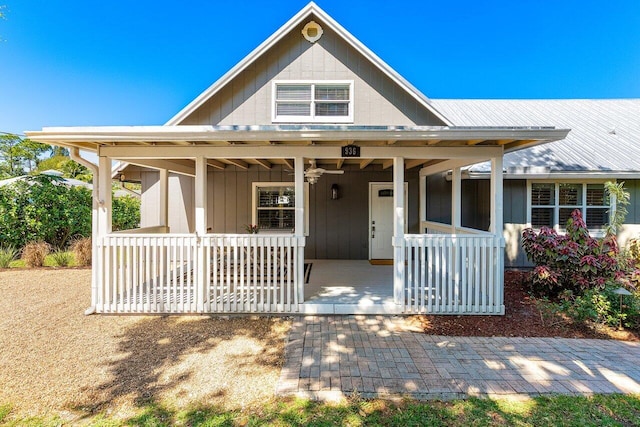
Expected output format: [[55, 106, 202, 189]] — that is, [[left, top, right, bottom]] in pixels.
[[419, 270, 640, 341]]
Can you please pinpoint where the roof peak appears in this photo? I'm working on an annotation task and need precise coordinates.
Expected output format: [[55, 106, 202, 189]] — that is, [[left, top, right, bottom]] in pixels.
[[165, 2, 452, 126]]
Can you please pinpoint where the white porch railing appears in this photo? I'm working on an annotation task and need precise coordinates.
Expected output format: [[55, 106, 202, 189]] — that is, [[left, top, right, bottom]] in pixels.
[[403, 234, 505, 314], [96, 233, 304, 314]]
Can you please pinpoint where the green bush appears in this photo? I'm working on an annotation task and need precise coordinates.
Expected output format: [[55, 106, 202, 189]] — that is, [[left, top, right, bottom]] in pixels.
[[0, 174, 140, 249], [0, 245, 17, 268], [113, 195, 141, 231], [0, 175, 91, 249]]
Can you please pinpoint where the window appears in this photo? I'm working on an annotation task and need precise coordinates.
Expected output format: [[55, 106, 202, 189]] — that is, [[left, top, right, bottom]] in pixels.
[[529, 182, 610, 232], [272, 81, 353, 123], [251, 182, 309, 234]]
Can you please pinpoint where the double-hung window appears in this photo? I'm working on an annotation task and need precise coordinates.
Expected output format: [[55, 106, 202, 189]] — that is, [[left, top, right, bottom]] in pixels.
[[272, 81, 353, 123], [529, 182, 609, 233]]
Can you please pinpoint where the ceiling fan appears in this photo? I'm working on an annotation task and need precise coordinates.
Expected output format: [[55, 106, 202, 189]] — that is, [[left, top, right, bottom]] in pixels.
[[305, 159, 344, 184]]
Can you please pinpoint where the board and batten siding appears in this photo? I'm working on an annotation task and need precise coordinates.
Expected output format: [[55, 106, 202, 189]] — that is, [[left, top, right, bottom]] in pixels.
[[139, 165, 419, 260], [425, 174, 530, 267], [177, 15, 445, 127]]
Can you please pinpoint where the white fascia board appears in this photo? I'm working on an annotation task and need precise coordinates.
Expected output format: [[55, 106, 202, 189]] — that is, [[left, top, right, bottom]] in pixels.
[[27, 125, 569, 145], [164, 2, 454, 127], [463, 171, 640, 180]]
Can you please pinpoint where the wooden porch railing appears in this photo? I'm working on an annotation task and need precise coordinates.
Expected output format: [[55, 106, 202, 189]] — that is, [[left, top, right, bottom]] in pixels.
[[403, 234, 505, 314], [96, 234, 304, 314]]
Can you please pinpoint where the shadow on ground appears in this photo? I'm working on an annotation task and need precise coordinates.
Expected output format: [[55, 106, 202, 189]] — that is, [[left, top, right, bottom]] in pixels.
[[73, 316, 287, 413]]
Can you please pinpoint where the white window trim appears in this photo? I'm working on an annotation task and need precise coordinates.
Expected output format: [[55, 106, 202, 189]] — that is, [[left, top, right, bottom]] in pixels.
[[271, 80, 354, 123], [526, 179, 612, 237], [251, 182, 309, 235]]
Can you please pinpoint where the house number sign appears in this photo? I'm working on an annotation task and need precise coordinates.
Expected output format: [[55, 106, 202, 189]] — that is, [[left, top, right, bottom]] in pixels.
[[341, 145, 360, 157]]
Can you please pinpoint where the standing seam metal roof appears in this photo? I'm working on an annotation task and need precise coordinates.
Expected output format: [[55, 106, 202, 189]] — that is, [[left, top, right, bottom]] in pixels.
[[431, 99, 640, 173]]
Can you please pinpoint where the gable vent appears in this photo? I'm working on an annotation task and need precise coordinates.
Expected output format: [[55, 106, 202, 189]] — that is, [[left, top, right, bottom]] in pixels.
[[302, 21, 323, 43]]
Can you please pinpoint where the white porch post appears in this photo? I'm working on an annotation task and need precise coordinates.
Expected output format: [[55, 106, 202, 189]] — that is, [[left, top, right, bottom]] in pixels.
[[393, 157, 405, 305], [294, 157, 305, 304], [159, 168, 169, 228], [490, 154, 505, 314], [490, 156, 503, 234], [195, 156, 207, 311], [452, 166, 462, 233], [419, 174, 426, 233], [98, 156, 112, 235]]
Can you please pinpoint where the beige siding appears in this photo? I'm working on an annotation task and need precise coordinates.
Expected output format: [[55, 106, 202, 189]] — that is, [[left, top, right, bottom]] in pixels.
[[179, 16, 444, 126]]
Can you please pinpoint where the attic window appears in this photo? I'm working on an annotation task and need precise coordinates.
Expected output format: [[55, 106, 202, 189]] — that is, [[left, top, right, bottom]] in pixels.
[[272, 81, 353, 123]]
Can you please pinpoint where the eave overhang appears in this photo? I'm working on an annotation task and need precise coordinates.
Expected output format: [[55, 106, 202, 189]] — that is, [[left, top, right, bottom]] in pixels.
[[26, 124, 570, 153]]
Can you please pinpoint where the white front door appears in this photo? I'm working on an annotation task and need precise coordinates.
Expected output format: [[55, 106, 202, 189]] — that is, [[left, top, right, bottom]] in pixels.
[[369, 183, 407, 260]]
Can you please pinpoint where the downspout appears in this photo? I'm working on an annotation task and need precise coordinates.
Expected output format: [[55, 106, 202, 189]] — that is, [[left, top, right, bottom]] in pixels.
[[70, 148, 99, 315]]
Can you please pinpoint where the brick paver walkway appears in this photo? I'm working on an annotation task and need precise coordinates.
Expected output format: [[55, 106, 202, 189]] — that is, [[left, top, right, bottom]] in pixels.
[[276, 316, 640, 400]]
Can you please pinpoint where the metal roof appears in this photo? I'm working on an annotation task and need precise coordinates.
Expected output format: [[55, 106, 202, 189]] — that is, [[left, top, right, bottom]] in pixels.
[[431, 99, 640, 174]]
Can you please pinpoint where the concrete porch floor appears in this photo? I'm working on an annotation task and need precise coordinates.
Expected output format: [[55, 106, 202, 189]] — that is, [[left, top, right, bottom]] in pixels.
[[302, 260, 400, 314]]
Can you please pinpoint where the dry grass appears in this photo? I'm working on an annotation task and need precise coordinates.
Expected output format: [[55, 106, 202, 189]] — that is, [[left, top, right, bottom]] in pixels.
[[0, 268, 290, 420], [72, 237, 92, 267], [21, 241, 50, 267]]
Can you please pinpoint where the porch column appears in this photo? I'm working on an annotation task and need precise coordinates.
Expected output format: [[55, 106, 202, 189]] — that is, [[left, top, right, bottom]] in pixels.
[[419, 174, 426, 233], [98, 156, 112, 236], [195, 156, 207, 311], [294, 157, 305, 304], [159, 168, 169, 228], [451, 166, 462, 233], [490, 154, 505, 314], [194, 157, 207, 235], [393, 157, 405, 305], [489, 156, 503, 234]]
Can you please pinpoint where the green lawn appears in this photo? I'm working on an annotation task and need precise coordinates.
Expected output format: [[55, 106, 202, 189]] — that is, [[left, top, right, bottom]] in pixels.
[[1, 394, 639, 426]]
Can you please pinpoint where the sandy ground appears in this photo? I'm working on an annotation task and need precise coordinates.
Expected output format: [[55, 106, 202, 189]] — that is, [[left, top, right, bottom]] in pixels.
[[0, 268, 290, 419]]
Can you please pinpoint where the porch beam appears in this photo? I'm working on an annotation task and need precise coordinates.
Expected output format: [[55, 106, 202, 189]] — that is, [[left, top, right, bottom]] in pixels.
[[451, 167, 462, 232], [283, 159, 294, 169], [207, 159, 226, 170], [226, 159, 249, 169], [405, 159, 427, 169], [255, 159, 272, 170], [359, 159, 374, 169], [101, 145, 505, 160], [123, 159, 196, 177], [393, 157, 405, 305], [466, 139, 485, 146], [420, 158, 487, 176]]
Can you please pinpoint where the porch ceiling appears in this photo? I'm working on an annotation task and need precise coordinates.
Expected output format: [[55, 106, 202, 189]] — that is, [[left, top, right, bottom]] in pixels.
[[26, 124, 569, 174]]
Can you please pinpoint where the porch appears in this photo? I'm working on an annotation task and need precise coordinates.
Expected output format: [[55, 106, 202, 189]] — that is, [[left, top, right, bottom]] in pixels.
[[26, 125, 568, 315]]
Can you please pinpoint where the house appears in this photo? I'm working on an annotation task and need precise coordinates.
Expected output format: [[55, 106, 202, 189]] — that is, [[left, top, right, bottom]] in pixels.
[[26, 2, 569, 315], [428, 99, 640, 267]]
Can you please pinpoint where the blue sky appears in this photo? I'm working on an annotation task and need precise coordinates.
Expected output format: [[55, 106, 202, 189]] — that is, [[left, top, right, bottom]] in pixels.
[[1, 0, 639, 136]]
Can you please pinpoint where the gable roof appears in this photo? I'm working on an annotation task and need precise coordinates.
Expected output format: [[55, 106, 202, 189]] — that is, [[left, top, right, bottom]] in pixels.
[[165, 2, 453, 126], [432, 99, 640, 175]]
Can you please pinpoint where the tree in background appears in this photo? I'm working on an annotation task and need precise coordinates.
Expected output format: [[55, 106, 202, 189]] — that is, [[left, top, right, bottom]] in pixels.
[[0, 133, 50, 178]]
